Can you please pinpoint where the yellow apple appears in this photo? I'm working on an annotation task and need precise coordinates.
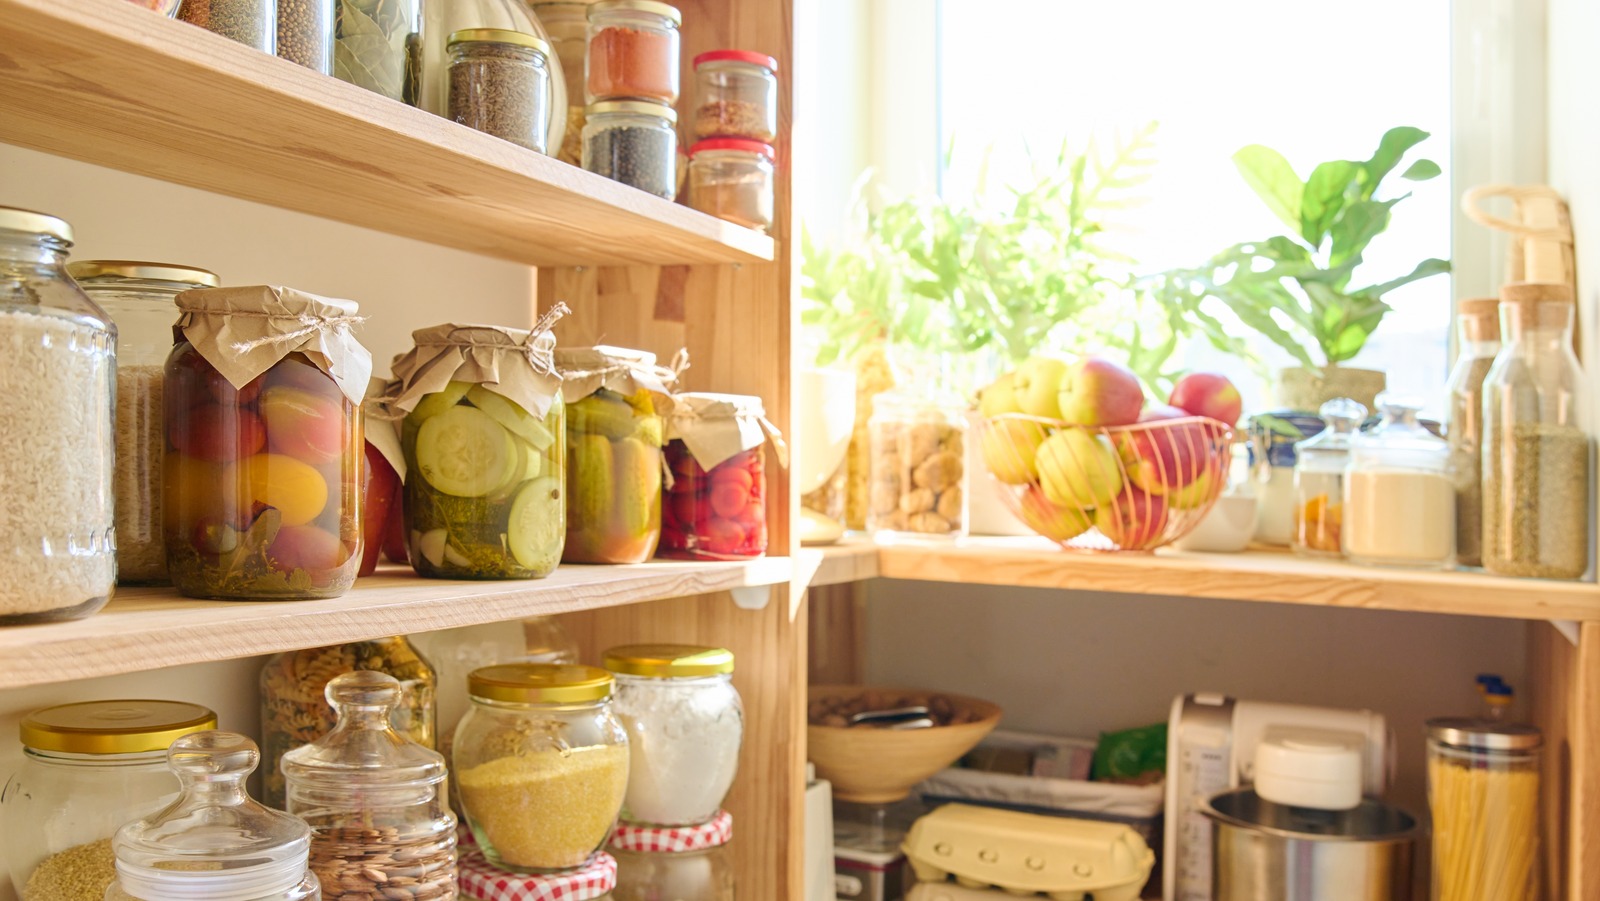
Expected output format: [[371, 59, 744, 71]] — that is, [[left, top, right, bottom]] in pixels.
[[981, 418, 1049, 485], [1017, 485, 1094, 542], [1036, 428, 1123, 509], [979, 372, 1023, 417], [1014, 357, 1069, 419], [1166, 466, 1217, 510]]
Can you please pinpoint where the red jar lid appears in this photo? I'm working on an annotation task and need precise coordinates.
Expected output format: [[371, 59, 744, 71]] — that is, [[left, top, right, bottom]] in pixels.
[[689, 138, 775, 160], [694, 49, 778, 72]]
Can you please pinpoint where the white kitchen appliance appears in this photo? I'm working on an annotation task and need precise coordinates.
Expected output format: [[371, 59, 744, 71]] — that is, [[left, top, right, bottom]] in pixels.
[[1164, 693, 1393, 901]]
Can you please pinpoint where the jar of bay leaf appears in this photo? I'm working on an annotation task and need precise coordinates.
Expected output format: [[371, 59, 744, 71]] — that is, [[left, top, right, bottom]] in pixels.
[[1446, 297, 1500, 568], [1482, 282, 1592, 580], [332, 0, 422, 104]]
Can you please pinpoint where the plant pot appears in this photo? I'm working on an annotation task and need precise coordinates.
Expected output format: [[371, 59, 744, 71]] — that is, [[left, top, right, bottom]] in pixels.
[[964, 410, 1034, 536], [1274, 366, 1386, 413]]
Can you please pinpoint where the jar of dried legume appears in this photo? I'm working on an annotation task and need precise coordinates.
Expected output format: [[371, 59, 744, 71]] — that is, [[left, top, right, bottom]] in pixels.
[[583, 100, 678, 199], [276, 0, 335, 73]]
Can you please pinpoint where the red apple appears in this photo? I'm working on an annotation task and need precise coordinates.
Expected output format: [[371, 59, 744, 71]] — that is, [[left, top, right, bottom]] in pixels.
[[1057, 357, 1144, 427], [1094, 485, 1169, 549], [1169, 372, 1243, 427], [1121, 404, 1208, 492]]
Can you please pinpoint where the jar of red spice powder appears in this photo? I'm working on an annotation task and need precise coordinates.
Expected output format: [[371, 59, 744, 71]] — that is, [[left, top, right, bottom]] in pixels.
[[586, 0, 681, 104], [688, 139, 775, 233]]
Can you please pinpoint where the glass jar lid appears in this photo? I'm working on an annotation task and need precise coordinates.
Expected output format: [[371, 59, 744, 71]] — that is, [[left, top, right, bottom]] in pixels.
[[588, 0, 682, 25], [67, 260, 221, 287], [1427, 717, 1543, 752], [21, 700, 218, 755], [689, 139, 775, 160], [693, 49, 778, 71], [604, 644, 735, 678], [280, 671, 449, 790], [448, 28, 552, 55], [1348, 393, 1449, 472], [469, 663, 615, 704], [1294, 397, 1366, 463], [0, 205, 72, 242], [586, 99, 678, 122]]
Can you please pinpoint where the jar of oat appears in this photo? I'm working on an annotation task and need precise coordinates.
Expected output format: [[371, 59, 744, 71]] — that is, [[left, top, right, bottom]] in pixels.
[[0, 206, 116, 625], [454, 664, 631, 873], [179, 0, 278, 53], [2, 700, 217, 901], [1342, 394, 1456, 569], [609, 812, 735, 901], [688, 138, 776, 232], [106, 732, 320, 901], [1447, 297, 1500, 568], [259, 637, 438, 810], [282, 672, 457, 900], [867, 392, 968, 539], [70, 261, 221, 586], [693, 50, 778, 142], [1482, 282, 1591, 580], [660, 393, 786, 560], [1290, 397, 1365, 558], [585, 0, 681, 104]]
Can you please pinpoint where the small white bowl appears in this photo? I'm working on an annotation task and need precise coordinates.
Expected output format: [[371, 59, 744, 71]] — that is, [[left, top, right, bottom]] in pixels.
[[1172, 494, 1258, 553]]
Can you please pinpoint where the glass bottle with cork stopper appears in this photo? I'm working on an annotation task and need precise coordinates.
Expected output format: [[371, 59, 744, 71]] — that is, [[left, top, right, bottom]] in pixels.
[[1291, 397, 1365, 558], [1342, 394, 1456, 569], [1482, 282, 1591, 579], [1446, 297, 1501, 568]]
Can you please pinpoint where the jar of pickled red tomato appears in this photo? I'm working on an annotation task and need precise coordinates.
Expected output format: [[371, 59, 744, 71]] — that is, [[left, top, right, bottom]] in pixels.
[[360, 378, 405, 577], [163, 286, 372, 600], [660, 392, 785, 560]]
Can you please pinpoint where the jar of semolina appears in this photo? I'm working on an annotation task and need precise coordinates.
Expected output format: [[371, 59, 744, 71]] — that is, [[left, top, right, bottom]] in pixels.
[[454, 664, 631, 873]]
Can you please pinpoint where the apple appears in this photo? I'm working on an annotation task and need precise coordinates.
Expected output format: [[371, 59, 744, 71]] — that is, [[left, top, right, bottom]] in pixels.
[[1036, 428, 1123, 509], [1014, 357, 1069, 419], [1121, 404, 1208, 493], [1094, 485, 1169, 549], [979, 372, 1023, 417], [1166, 465, 1218, 510], [1017, 485, 1094, 543], [981, 418, 1049, 484], [1057, 357, 1144, 427], [1169, 372, 1243, 427]]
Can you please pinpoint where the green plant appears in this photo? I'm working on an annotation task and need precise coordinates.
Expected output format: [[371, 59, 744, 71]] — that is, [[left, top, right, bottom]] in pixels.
[[1156, 126, 1450, 371]]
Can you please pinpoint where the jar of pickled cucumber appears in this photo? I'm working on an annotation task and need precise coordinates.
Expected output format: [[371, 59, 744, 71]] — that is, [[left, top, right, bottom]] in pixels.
[[661, 393, 785, 560]]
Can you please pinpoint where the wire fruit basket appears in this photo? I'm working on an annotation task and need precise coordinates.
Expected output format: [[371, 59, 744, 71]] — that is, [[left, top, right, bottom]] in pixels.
[[980, 412, 1234, 552]]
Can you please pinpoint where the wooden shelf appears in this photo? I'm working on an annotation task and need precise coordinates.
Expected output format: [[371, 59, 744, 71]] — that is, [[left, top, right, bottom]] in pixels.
[[0, 559, 793, 689], [0, 0, 773, 267]]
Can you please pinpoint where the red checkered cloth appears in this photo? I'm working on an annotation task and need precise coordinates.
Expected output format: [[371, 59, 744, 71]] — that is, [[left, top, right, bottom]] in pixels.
[[611, 810, 734, 853], [457, 848, 617, 901]]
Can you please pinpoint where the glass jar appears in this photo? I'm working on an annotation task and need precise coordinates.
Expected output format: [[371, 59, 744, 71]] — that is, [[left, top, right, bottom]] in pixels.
[[260, 637, 438, 809], [1448, 298, 1501, 568], [867, 391, 968, 539], [605, 645, 743, 827], [449, 29, 554, 153], [359, 393, 403, 577], [106, 732, 320, 901], [70, 261, 221, 586], [283, 672, 458, 900], [401, 381, 567, 579], [276, 0, 334, 72], [689, 139, 776, 232], [531, 1, 589, 165], [583, 100, 678, 198], [1343, 394, 1456, 569], [423, 0, 568, 152], [1247, 411, 1326, 546], [2, 700, 216, 901], [609, 813, 735, 901], [454, 664, 631, 873], [458, 845, 618, 900], [693, 49, 778, 142], [585, 0, 681, 104], [179, 0, 278, 52], [1483, 283, 1591, 580], [0, 207, 116, 625], [333, 0, 421, 102], [162, 344, 362, 600], [1427, 719, 1541, 901], [1291, 398, 1365, 558]]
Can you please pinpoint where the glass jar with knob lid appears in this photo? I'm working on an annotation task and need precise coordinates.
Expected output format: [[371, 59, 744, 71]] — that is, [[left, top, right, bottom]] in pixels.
[[867, 391, 968, 539], [1291, 398, 1365, 558], [1342, 394, 1456, 569]]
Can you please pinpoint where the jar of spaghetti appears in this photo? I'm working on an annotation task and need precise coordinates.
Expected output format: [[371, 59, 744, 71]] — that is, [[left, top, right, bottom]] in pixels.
[[689, 139, 775, 232], [586, 0, 681, 104], [1426, 719, 1541, 901], [661, 393, 785, 560], [693, 50, 777, 142]]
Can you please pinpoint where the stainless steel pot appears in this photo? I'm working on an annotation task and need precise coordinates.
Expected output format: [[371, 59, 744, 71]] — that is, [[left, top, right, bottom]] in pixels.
[[1203, 788, 1418, 901]]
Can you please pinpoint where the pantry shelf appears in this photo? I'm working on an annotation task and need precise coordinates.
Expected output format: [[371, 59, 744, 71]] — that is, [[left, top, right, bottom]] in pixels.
[[0, 560, 794, 690], [0, 0, 774, 267]]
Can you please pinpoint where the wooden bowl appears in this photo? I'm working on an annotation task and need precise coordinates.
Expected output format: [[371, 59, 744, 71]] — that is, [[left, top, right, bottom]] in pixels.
[[808, 685, 1002, 804]]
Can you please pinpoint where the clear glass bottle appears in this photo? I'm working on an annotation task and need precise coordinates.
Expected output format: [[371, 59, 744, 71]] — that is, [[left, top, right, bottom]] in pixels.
[[583, 100, 679, 198], [1427, 719, 1542, 901], [1291, 398, 1365, 558], [332, 0, 421, 103], [0, 206, 116, 625], [867, 391, 968, 539], [276, 0, 334, 72], [604, 645, 743, 827], [106, 732, 320, 901], [179, 0, 278, 53], [530, 1, 589, 164], [2, 700, 217, 901], [692, 49, 778, 142], [688, 138, 776, 232], [70, 261, 221, 586], [585, 0, 681, 104], [1343, 394, 1456, 569], [282, 672, 458, 900], [610, 814, 735, 901], [1482, 283, 1591, 580], [448, 29, 554, 153], [1447, 298, 1501, 568], [423, 0, 568, 153], [454, 664, 630, 873]]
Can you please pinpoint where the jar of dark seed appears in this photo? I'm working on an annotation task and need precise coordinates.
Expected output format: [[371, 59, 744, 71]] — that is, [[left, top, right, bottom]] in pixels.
[[448, 29, 554, 153], [179, 0, 278, 53], [276, 0, 334, 73], [688, 138, 775, 232], [692, 50, 778, 142], [583, 100, 678, 199]]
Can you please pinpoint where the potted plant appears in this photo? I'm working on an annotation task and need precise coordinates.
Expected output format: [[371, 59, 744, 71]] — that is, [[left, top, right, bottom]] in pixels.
[[1153, 126, 1451, 410]]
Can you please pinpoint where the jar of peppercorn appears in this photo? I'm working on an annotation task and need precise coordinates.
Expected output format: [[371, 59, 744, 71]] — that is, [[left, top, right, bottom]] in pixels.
[[688, 139, 775, 232], [661, 393, 786, 560], [584, 101, 679, 199], [585, 0, 681, 104], [692, 50, 778, 142]]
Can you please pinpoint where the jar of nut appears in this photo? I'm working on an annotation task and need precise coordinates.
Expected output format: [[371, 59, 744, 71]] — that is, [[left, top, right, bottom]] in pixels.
[[867, 392, 968, 539]]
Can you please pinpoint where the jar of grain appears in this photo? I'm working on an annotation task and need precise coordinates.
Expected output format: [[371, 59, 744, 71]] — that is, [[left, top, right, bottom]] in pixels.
[[609, 812, 735, 901], [1481, 283, 1591, 579], [449, 29, 554, 153], [106, 732, 320, 901], [584, 100, 679, 198], [1342, 394, 1456, 569], [178, 0, 278, 53], [0, 206, 116, 625], [454, 664, 631, 873], [1447, 298, 1500, 568], [275, 0, 333, 72], [421, 0, 568, 157], [530, 1, 589, 165], [282, 672, 458, 900], [1, 700, 217, 901], [693, 49, 778, 142], [689, 138, 776, 232], [1290, 397, 1365, 558], [660, 393, 785, 560], [604, 645, 743, 827], [71, 261, 221, 586], [585, 0, 681, 104], [867, 391, 968, 539]]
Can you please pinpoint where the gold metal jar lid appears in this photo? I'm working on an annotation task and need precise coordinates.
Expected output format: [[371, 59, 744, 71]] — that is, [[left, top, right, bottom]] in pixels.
[[67, 260, 221, 287], [21, 700, 219, 755], [585, 100, 677, 123], [588, 0, 682, 26], [469, 663, 614, 704], [0, 205, 72, 244], [604, 644, 734, 678], [447, 28, 552, 55]]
